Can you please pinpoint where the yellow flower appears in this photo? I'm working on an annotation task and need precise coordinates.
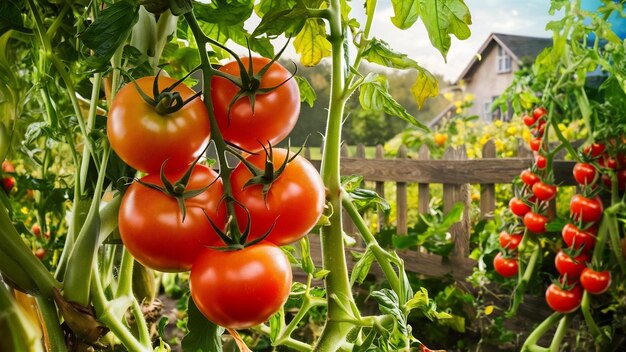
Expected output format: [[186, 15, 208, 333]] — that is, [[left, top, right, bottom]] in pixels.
[[495, 139, 505, 152], [467, 121, 475, 128], [463, 93, 475, 103], [522, 129, 531, 142], [444, 92, 454, 101], [506, 126, 518, 136], [21, 207, 29, 215], [494, 120, 503, 127]]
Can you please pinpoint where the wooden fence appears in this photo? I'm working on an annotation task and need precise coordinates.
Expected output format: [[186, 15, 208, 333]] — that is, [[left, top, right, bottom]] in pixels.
[[304, 139, 577, 281]]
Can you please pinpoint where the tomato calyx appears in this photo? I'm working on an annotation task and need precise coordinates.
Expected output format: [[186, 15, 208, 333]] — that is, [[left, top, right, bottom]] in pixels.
[[124, 69, 202, 115]]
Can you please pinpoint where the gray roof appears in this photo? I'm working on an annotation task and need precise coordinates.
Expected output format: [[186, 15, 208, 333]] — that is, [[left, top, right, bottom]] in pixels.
[[455, 32, 552, 83]]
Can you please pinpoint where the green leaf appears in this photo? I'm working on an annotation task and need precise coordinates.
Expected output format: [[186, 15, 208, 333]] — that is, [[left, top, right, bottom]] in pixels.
[[390, 0, 420, 29], [200, 21, 274, 59], [349, 188, 391, 216], [195, 0, 254, 26], [438, 202, 464, 229], [392, 235, 419, 249], [80, 1, 139, 69], [182, 297, 225, 352], [405, 287, 452, 321], [268, 307, 284, 342], [370, 289, 409, 347], [359, 74, 427, 130], [0, 1, 32, 36], [419, 0, 471, 59], [294, 76, 316, 107], [362, 38, 420, 70], [299, 236, 316, 275], [411, 68, 439, 109], [294, 19, 331, 66], [350, 248, 375, 285], [253, 4, 308, 37]]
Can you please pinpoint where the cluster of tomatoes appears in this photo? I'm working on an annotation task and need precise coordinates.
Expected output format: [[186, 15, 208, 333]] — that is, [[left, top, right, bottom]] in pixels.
[[109, 58, 324, 329]]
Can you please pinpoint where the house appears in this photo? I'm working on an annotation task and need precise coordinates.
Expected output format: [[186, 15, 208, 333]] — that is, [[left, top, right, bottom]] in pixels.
[[428, 33, 552, 127]]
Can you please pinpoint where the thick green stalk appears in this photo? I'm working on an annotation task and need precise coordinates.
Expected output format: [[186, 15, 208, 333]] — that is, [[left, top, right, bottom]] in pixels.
[[257, 324, 313, 352], [314, 2, 356, 350], [510, 243, 540, 315], [521, 312, 562, 351], [548, 314, 572, 351], [36, 296, 68, 352]]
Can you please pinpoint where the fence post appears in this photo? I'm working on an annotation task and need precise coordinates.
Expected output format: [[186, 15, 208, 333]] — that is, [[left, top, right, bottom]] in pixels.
[[418, 144, 430, 214], [396, 145, 408, 236], [375, 145, 386, 232], [480, 140, 496, 219], [443, 146, 471, 260]]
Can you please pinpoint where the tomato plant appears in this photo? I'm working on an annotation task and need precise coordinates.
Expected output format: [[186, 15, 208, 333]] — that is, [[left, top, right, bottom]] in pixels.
[[108, 75, 211, 174], [211, 57, 300, 152], [509, 197, 531, 217], [554, 250, 589, 279], [230, 148, 325, 245], [580, 268, 611, 295], [523, 211, 547, 234], [499, 231, 523, 250], [119, 164, 226, 272], [520, 169, 540, 186], [562, 223, 597, 251], [532, 181, 557, 201], [190, 242, 292, 329], [573, 162, 597, 185]]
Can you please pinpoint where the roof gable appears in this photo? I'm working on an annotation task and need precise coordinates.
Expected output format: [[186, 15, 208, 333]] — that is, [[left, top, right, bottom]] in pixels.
[[455, 33, 552, 83]]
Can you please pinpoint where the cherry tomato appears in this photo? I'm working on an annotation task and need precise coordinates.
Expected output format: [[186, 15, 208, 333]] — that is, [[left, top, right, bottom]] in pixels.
[[602, 169, 626, 191], [34, 248, 46, 259], [562, 223, 597, 251], [523, 114, 538, 127], [190, 242, 292, 329], [570, 194, 603, 223], [555, 250, 588, 279], [529, 138, 542, 152], [509, 197, 531, 217], [580, 268, 611, 295], [32, 224, 41, 238], [2, 160, 15, 173], [545, 283, 582, 313], [119, 164, 226, 272], [535, 154, 547, 169], [231, 149, 325, 245], [572, 162, 597, 186], [212, 57, 300, 152], [434, 133, 447, 146], [2, 176, 15, 193], [108, 76, 210, 174], [598, 156, 618, 170], [533, 106, 547, 119], [493, 252, 518, 278], [532, 181, 557, 202], [523, 212, 547, 234], [499, 231, 523, 250], [583, 143, 605, 158], [520, 169, 540, 186]]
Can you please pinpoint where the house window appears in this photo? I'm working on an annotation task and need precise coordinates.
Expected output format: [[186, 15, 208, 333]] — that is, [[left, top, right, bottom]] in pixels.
[[497, 46, 512, 73], [483, 97, 503, 122]]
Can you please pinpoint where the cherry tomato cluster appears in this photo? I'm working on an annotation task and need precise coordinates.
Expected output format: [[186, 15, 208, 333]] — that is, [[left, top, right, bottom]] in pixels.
[[2, 160, 16, 193], [109, 58, 324, 329]]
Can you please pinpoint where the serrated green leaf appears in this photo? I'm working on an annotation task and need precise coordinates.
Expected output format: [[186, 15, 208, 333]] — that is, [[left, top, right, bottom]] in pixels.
[[0, 1, 32, 36], [411, 68, 439, 109], [362, 38, 420, 70], [200, 21, 274, 59], [80, 1, 139, 69], [181, 297, 224, 352], [419, 0, 471, 59], [195, 0, 254, 26], [390, 0, 419, 29], [359, 74, 427, 130], [295, 76, 316, 107], [254, 4, 308, 37], [294, 19, 331, 66], [370, 289, 408, 337]]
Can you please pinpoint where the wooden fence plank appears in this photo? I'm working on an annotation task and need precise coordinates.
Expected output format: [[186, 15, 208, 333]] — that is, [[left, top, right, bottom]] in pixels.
[[480, 140, 497, 219], [443, 147, 471, 260], [396, 146, 408, 236], [341, 144, 357, 237], [418, 145, 430, 214], [375, 145, 385, 231]]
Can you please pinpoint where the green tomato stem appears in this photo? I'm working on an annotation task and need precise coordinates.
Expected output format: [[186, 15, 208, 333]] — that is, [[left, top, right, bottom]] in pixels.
[[36, 295, 68, 352], [521, 312, 562, 351], [510, 242, 539, 315], [257, 324, 312, 352], [548, 314, 572, 351], [116, 248, 135, 298]]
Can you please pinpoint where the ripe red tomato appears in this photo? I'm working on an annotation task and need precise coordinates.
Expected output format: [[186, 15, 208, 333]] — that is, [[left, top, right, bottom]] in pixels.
[[602, 169, 626, 191], [562, 223, 597, 251], [499, 231, 523, 250], [523, 211, 547, 234], [535, 154, 547, 169], [523, 114, 538, 127], [555, 250, 589, 279], [509, 197, 531, 217], [570, 194, 603, 223], [583, 143, 605, 158], [532, 181, 557, 201], [34, 248, 46, 260], [533, 106, 547, 119], [580, 268, 611, 295], [598, 156, 618, 170], [119, 165, 226, 272], [190, 242, 292, 329], [212, 57, 300, 152], [573, 162, 597, 186], [545, 283, 582, 313], [2, 176, 15, 193], [231, 148, 325, 245], [529, 138, 542, 152], [520, 169, 540, 186], [108, 76, 210, 174], [493, 252, 518, 278]]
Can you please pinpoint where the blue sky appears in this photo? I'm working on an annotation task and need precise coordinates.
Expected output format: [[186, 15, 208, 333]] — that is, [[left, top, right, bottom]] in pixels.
[[370, 0, 559, 82]]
